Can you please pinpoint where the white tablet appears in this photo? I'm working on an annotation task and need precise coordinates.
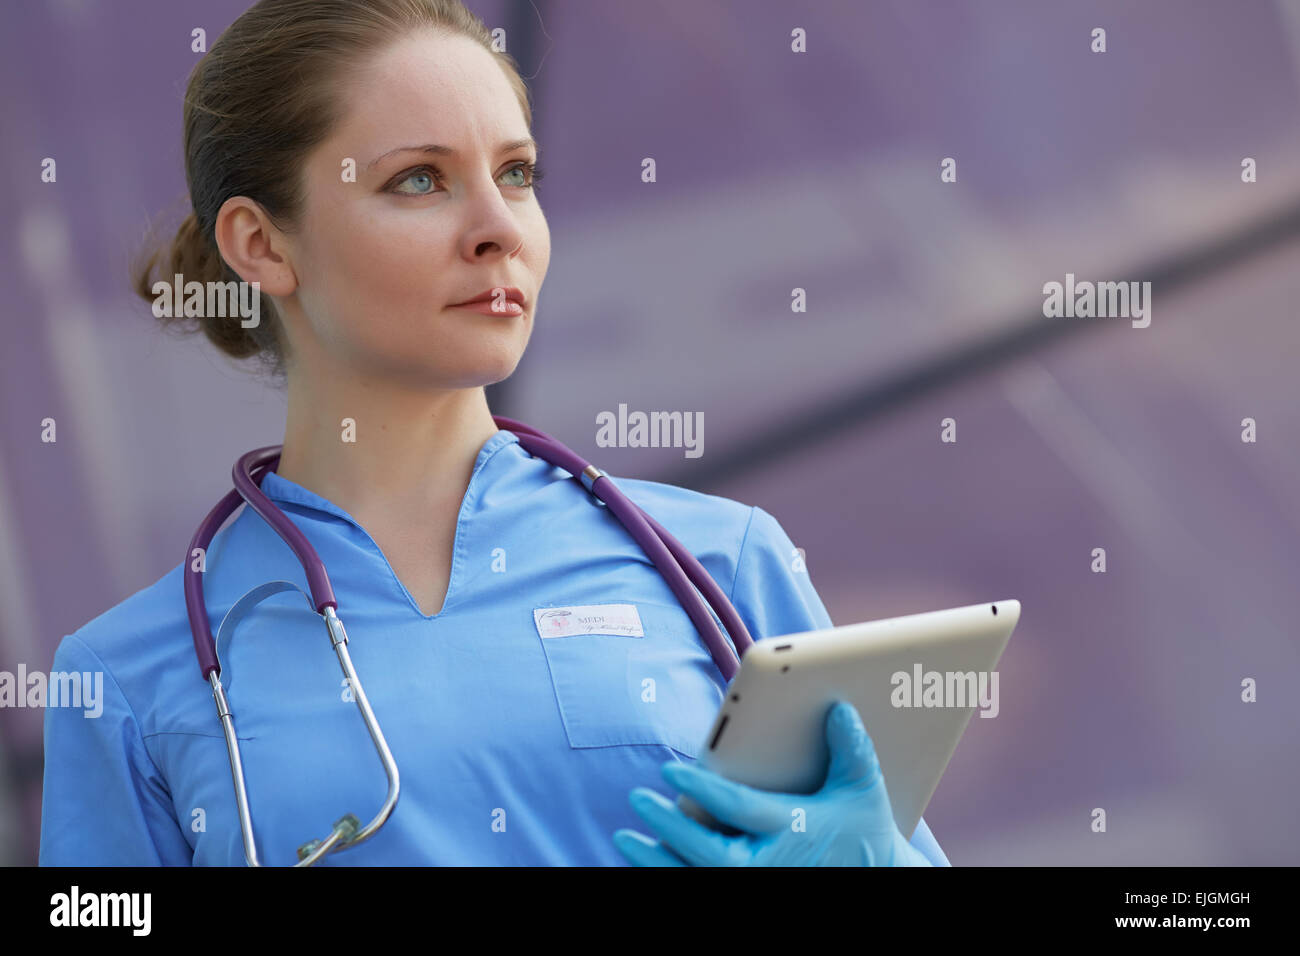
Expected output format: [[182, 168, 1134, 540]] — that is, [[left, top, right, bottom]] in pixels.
[[678, 599, 1020, 840]]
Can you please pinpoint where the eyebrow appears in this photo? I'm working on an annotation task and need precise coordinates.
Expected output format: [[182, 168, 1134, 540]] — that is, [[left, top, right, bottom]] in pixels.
[[366, 138, 538, 171]]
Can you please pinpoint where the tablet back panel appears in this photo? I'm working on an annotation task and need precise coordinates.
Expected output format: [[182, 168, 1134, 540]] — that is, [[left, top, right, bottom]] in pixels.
[[683, 599, 1020, 839]]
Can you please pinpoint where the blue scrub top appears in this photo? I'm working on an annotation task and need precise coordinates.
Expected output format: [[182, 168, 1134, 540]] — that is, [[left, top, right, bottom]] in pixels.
[[39, 428, 948, 866]]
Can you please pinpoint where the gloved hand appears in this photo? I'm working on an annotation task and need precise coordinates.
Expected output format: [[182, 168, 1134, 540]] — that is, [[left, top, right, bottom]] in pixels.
[[613, 699, 932, 866]]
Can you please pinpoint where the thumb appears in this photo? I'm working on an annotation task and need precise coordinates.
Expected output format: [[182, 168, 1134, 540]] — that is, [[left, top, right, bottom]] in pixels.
[[823, 700, 885, 792]]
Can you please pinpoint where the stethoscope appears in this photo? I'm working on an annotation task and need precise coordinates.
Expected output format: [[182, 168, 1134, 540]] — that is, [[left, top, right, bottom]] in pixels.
[[183, 415, 754, 866]]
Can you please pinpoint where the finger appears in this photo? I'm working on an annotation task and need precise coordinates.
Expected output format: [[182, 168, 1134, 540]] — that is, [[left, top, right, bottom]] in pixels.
[[628, 787, 753, 867], [824, 699, 886, 790], [660, 762, 793, 834], [612, 828, 688, 867]]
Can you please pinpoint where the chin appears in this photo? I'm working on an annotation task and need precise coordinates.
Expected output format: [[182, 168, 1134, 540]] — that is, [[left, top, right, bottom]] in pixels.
[[436, 350, 526, 389]]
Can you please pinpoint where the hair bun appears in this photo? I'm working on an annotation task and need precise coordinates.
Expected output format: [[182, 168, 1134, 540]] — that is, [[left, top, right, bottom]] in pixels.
[[133, 210, 266, 361]]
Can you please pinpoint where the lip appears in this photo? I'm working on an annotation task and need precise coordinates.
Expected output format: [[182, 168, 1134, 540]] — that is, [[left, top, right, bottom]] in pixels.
[[449, 286, 527, 309]]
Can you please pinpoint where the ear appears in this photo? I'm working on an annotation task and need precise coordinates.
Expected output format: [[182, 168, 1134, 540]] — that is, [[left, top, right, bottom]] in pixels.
[[212, 196, 298, 297]]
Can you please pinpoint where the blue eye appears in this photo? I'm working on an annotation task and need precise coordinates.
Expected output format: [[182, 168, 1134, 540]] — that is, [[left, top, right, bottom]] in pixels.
[[387, 161, 544, 197], [392, 169, 437, 195], [506, 162, 544, 190]]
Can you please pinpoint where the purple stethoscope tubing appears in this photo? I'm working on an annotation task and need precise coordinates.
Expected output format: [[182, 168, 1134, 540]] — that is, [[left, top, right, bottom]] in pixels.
[[184, 415, 752, 685], [182, 415, 753, 865]]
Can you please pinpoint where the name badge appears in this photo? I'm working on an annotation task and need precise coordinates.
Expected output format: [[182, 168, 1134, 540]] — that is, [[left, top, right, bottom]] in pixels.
[[534, 603, 645, 639]]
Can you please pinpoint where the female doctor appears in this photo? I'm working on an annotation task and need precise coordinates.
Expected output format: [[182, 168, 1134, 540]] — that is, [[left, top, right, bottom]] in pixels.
[[38, 0, 948, 867]]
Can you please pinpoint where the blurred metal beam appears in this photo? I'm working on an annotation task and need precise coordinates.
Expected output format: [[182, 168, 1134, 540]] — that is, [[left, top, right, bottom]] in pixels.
[[662, 196, 1300, 491]]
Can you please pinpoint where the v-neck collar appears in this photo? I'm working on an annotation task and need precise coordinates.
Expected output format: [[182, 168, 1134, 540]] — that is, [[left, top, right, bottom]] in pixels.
[[253, 428, 522, 619]]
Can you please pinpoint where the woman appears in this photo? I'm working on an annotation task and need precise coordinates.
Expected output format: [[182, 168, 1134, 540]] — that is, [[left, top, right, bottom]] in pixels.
[[38, 0, 948, 867]]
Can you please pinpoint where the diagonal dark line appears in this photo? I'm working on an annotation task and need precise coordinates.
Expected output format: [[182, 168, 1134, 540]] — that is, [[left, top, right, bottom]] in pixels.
[[660, 196, 1300, 491]]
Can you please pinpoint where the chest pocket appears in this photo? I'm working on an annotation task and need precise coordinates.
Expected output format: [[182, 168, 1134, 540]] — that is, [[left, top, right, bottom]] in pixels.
[[537, 602, 727, 759]]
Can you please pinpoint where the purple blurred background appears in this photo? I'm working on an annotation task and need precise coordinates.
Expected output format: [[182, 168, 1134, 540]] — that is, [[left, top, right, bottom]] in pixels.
[[2, 0, 1298, 865]]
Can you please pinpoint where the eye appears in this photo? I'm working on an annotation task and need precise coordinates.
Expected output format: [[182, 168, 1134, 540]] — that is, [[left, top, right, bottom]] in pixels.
[[387, 161, 544, 197], [501, 161, 544, 189], [391, 167, 439, 196]]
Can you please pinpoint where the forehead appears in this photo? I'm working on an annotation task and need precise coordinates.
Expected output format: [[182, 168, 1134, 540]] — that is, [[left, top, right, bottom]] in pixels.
[[330, 29, 527, 150]]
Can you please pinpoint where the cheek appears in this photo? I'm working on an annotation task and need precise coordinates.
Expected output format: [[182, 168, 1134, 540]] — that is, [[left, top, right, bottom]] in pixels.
[[529, 224, 551, 280], [523, 205, 551, 270], [308, 206, 454, 347]]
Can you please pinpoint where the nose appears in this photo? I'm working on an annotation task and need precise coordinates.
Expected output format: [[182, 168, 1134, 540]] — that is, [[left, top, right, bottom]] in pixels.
[[457, 176, 527, 261]]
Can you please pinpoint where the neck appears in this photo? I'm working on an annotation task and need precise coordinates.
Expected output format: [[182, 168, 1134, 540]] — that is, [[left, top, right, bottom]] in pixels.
[[276, 371, 500, 529]]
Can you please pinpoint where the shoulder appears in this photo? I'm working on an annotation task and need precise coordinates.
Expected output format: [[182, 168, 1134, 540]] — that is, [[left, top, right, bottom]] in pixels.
[[611, 475, 798, 564], [605, 474, 759, 570], [605, 475, 827, 639], [59, 560, 189, 670], [498, 430, 767, 559], [51, 558, 207, 736]]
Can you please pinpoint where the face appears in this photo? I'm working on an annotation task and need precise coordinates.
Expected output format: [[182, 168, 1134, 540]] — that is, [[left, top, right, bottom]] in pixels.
[[280, 29, 550, 388]]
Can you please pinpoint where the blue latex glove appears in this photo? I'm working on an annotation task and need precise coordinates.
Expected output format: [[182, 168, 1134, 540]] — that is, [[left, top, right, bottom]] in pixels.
[[613, 699, 933, 866]]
